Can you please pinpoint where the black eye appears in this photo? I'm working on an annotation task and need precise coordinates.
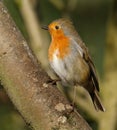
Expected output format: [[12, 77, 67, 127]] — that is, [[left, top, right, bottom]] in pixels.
[[55, 25, 59, 30]]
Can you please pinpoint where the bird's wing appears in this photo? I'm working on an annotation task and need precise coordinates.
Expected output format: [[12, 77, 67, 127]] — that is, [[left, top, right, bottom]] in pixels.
[[85, 54, 99, 92], [74, 35, 100, 92]]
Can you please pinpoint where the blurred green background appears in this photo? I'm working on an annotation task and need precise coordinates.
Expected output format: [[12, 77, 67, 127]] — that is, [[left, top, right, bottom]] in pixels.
[[0, 0, 116, 130]]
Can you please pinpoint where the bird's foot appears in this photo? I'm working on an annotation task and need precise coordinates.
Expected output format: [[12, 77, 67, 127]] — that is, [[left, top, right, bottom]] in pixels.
[[69, 102, 75, 112], [46, 78, 61, 86]]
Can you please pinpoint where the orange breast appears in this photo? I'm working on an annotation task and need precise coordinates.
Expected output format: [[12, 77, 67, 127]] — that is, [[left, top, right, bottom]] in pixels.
[[48, 35, 70, 61]]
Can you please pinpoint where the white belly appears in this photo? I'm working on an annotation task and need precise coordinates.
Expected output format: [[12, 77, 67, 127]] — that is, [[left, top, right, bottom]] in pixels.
[[50, 49, 68, 83]]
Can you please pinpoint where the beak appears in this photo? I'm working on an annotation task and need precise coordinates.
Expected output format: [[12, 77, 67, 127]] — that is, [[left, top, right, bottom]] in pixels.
[[41, 25, 48, 30]]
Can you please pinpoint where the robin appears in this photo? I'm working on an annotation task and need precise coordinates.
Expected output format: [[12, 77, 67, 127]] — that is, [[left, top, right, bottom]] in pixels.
[[42, 18, 105, 112]]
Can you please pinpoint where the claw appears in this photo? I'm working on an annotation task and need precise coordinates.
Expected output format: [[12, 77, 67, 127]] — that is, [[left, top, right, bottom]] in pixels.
[[46, 79, 61, 86]]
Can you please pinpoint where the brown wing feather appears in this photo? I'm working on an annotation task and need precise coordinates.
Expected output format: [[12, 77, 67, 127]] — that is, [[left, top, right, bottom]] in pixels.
[[75, 35, 99, 92], [87, 56, 99, 91]]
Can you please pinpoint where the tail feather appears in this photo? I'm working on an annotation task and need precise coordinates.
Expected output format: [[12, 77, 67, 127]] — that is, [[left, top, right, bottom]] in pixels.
[[90, 91, 105, 112]]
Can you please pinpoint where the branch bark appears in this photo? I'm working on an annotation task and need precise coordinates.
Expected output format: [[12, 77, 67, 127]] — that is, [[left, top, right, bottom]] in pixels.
[[0, 1, 92, 130]]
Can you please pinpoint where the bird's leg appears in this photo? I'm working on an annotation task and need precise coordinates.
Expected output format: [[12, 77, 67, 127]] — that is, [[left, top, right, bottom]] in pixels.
[[67, 86, 77, 113], [70, 86, 77, 111]]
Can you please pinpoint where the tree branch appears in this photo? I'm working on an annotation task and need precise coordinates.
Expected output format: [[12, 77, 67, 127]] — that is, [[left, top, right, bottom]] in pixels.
[[0, 1, 92, 130]]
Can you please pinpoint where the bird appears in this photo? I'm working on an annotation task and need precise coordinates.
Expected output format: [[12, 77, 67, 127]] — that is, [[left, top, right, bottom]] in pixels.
[[42, 18, 105, 112]]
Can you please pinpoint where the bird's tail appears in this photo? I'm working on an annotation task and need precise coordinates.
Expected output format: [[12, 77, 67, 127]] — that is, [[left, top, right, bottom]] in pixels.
[[89, 90, 105, 112]]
